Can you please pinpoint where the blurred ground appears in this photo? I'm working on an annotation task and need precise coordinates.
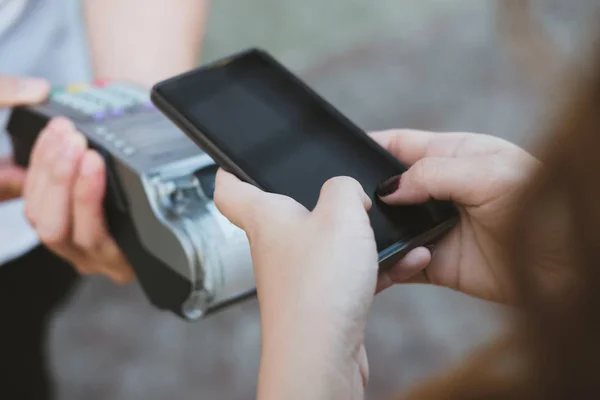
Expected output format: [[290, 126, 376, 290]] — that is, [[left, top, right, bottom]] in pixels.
[[50, 1, 599, 399]]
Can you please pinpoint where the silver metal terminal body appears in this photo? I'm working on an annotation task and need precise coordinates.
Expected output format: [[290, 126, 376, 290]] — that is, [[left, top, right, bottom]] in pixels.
[[76, 88, 256, 320], [12, 82, 257, 320]]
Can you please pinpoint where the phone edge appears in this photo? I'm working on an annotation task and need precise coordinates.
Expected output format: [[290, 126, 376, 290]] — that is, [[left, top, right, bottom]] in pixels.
[[151, 50, 460, 269], [150, 89, 263, 188], [378, 214, 459, 268]]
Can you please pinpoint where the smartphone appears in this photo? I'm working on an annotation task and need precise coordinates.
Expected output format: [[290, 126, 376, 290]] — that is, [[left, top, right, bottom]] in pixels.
[[151, 48, 458, 268]]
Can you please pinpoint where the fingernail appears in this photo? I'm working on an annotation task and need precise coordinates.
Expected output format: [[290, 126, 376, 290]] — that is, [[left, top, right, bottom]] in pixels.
[[17, 78, 50, 100], [426, 244, 436, 257], [376, 175, 401, 197]]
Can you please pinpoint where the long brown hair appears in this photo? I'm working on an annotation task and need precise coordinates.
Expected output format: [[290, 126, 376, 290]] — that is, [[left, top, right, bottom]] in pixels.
[[401, 8, 600, 400], [509, 29, 600, 399]]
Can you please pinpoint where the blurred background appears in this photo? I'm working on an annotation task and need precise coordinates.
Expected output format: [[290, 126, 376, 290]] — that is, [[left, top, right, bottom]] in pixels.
[[49, 0, 599, 398]]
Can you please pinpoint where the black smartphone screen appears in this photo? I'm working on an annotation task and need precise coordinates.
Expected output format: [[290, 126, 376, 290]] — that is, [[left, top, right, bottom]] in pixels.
[[152, 49, 456, 258]]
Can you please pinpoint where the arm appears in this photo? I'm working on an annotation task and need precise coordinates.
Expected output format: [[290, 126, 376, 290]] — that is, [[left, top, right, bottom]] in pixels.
[[215, 171, 375, 399], [84, 0, 210, 87], [258, 319, 366, 400]]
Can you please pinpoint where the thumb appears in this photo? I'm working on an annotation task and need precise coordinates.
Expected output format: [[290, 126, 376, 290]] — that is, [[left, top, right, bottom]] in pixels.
[[213, 169, 265, 229], [214, 169, 307, 232], [0, 163, 26, 201], [377, 157, 496, 206], [313, 176, 371, 219], [0, 76, 50, 107]]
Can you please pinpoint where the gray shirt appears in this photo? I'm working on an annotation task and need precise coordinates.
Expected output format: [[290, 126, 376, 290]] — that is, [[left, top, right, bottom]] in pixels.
[[0, 0, 92, 264]]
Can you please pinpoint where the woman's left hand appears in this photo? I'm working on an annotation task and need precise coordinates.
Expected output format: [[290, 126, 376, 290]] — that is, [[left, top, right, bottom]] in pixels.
[[215, 170, 429, 400]]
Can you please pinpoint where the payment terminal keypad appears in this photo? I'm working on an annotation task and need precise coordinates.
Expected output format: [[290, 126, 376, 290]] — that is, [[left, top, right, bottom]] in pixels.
[[48, 80, 155, 123], [15, 80, 205, 174]]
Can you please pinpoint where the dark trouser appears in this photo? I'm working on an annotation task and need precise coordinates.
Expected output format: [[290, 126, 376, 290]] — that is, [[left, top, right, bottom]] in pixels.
[[0, 246, 79, 400]]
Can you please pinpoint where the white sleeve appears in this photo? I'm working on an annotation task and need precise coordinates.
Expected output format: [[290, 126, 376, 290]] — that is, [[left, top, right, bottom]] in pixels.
[[0, 198, 39, 265]]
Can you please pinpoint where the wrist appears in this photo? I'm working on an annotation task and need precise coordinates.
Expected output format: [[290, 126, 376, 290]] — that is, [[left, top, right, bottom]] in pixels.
[[257, 307, 365, 400]]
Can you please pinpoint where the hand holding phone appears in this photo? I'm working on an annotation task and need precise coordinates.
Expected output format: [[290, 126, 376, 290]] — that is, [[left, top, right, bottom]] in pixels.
[[151, 48, 458, 268]]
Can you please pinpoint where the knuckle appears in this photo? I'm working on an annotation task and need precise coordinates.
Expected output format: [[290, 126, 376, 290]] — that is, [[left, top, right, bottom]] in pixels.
[[102, 240, 120, 258], [315, 210, 356, 233], [322, 175, 361, 194], [263, 194, 305, 221], [74, 176, 96, 203], [245, 199, 297, 237], [273, 193, 300, 209], [387, 131, 403, 156], [37, 226, 69, 248], [414, 158, 436, 184], [413, 158, 429, 179], [73, 232, 103, 253], [50, 161, 75, 183]]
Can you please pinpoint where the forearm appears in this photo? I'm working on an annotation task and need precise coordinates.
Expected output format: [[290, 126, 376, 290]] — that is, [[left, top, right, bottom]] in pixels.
[[257, 311, 365, 400], [84, 0, 209, 87]]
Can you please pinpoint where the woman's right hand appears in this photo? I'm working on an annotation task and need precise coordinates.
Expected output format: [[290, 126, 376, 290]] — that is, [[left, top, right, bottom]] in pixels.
[[372, 130, 541, 304]]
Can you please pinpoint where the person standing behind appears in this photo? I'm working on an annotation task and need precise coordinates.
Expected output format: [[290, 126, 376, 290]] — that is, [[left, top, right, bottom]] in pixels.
[[0, 1, 210, 398]]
